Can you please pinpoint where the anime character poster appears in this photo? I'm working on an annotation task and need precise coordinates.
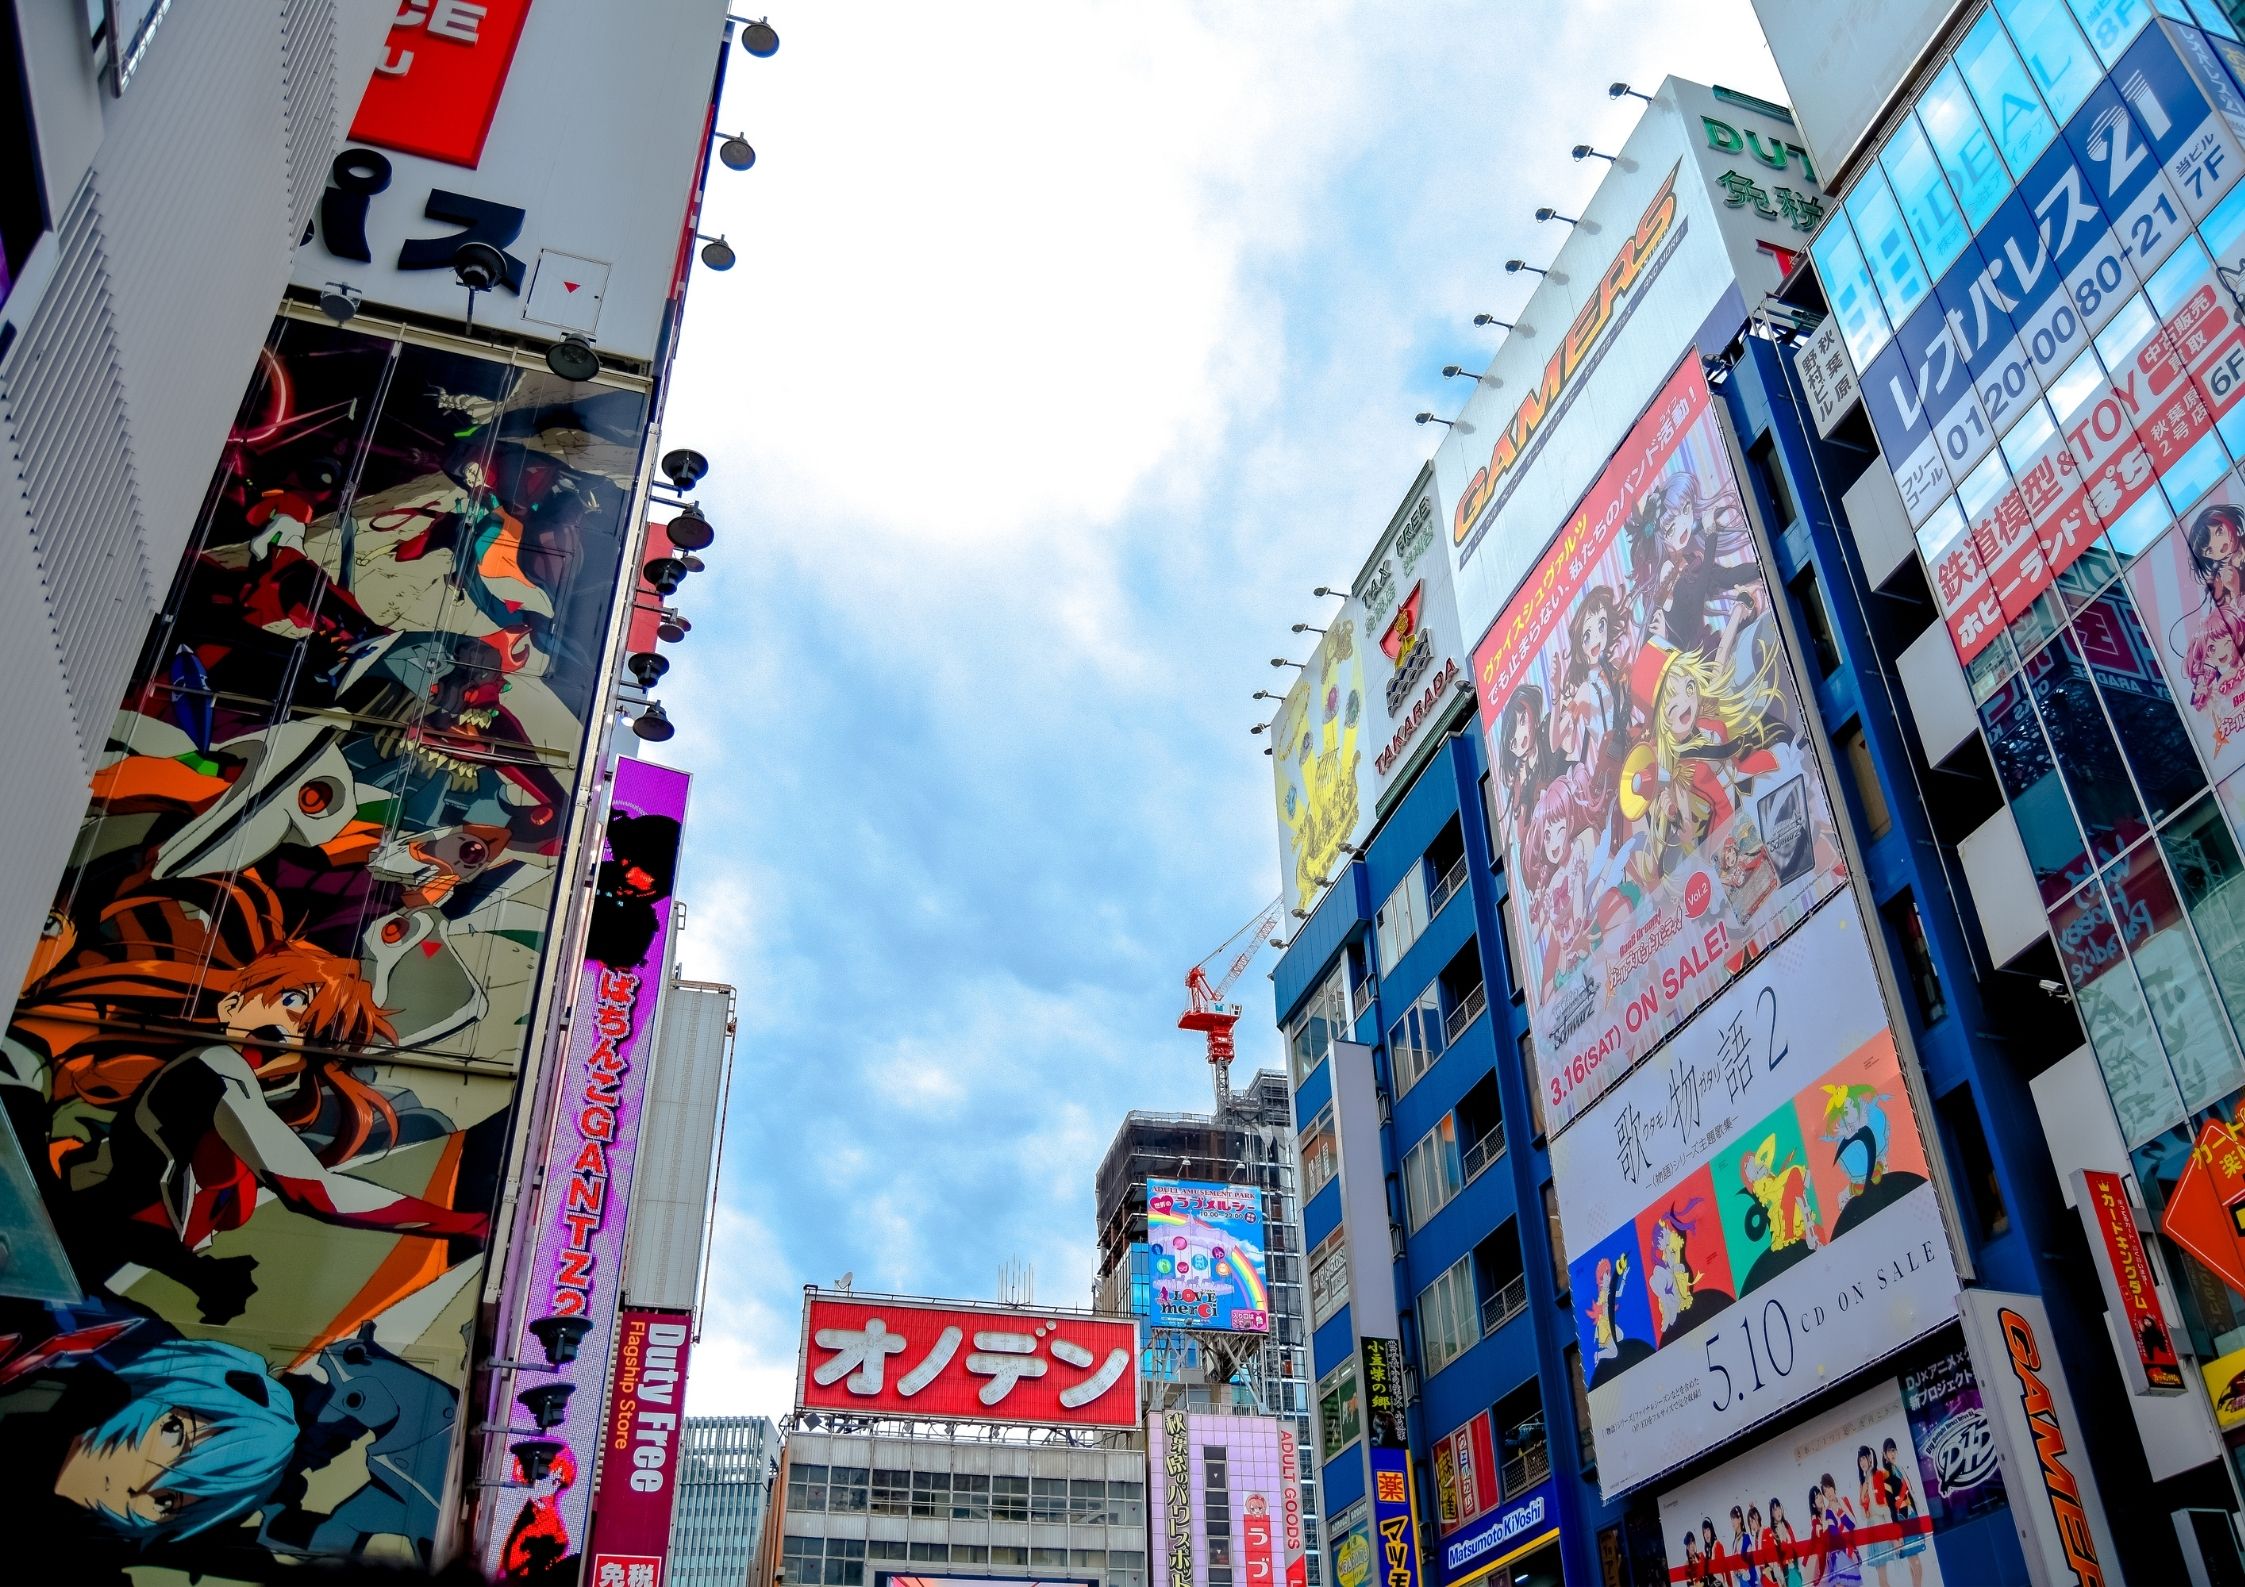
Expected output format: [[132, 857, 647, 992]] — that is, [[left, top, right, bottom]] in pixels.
[[0, 314, 646, 1580], [2124, 470, 2245, 796], [1474, 354, 1845, 1137], [1898, 1345, 2006, 1527], [1656, 1378, 1946, 1587], [1272, 611, 1374, 918], [1551, 894, 1959, 1498]]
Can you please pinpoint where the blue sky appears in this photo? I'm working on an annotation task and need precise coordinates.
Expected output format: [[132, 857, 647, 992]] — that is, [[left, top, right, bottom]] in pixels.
[[651, 0, 1790, 1419]]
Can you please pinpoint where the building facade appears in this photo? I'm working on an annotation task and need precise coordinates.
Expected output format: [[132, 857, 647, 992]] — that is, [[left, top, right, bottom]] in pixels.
[[1261, 54, 2243, 1587], [673, 1415, 780, 1587], [1093, 1071, 1324, 1585]]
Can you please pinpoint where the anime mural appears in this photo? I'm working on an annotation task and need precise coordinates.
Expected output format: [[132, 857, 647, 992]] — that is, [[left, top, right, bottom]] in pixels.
[[1474, 354, 1845, 1137], [0, 314, 646, 1581], [2126, 470, 2245, 795], [1272, 612, 1375, 918]]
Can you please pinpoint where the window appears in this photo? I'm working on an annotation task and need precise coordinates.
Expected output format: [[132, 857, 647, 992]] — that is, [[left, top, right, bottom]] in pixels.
[[992, 1545, 1029, 1567], [1300, 1103, 1339, 1199], [1438, 943, 1487, 1046], [1388, 987, 1447, 1097], [1845, 164, 1932, 324], [1473, 1222, 1527, 1336], [1879, 110, 1970, 277], [1110, 1550, 1148, 1587], [912, 1469, 951, 1518], [1886, 893, 1947, 1026], [1418, 1256, 1480, 1375], [1376, 866, 1432, 970], [1839, 724, 1893, 840], [1309, 1226, 1351, 1326], [953, 1470, 989, 1520], [1110, 1479, 1145, 1529], [787, 1461, 827, 1512], [1521, 1029, 1546, 1141], [1955, 8, 2058, 177], [993, 1473, 1030, 1522], [910, 1542, 949, 1564], [1498, 885, 1527, 1000], [1318, 1356, 1363, 1457], [1458, 1073, 1506, 1181], [784, 1536, 866, 1587], [1749, 432, 1800, 534], [1789, 565, 1841, 676], [1290, 967, 1349, 1085], [871, 1466, 909, 1515], [2159, 795, 2245, 1044], [1938, 1084, 2012, 1240], [1916, 61, 2008, 227], [1478, 773, 1498, 866], [1402, 1116, 1464, 1230], [828, 1465, 868, 1513], [1994, 0, 2099, 119], [1033, 1476, 1069, 1524], [1426, 819, 1469, 918]]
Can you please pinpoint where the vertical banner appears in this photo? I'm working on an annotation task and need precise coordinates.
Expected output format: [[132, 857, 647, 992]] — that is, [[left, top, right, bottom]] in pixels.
[[585, 1308, 696, 1585], [1900, 1344, 2010, 1526], [2074, 1171, 2187, 1394], [1362, 1338, 1423, 1587], [1474, 354, 1846, 1134], [1958, 1290, 2123, 1587], [1272, 607, 1376, 918], [487, 757, 690, 1579], [1158, 1408, 1196, 1587]]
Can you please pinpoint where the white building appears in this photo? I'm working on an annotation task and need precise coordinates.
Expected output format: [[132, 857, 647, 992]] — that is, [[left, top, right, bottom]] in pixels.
[[0, 3, 390, 1024]]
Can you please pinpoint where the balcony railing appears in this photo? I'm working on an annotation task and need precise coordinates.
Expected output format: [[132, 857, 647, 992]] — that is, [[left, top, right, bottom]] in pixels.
[[1443, 982, 1487, 1046], [1428, 856, 1469, 918], [1500, 1442, 1552, 1496], [1480, 1276, 1526, 1337], [1461, 1127, 1506, 1183]]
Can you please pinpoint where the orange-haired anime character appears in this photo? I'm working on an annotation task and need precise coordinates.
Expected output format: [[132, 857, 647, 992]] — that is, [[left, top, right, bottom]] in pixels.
[[36, 935, 486, 1324]]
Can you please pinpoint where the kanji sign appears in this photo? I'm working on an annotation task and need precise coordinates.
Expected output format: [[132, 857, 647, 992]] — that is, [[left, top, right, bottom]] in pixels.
[[2159, 1116, 2245, 1297], [795, 1295, 1139, 1428], [2075, 1171, 2184, 1394]]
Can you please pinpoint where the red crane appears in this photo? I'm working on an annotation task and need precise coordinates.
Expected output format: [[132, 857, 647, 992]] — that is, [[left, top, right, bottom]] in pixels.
[[1180, 898, 1284, 1108]]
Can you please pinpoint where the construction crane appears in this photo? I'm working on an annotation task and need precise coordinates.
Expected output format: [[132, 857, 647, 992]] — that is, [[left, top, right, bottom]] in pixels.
[[1180, 897, 1285, 1113]]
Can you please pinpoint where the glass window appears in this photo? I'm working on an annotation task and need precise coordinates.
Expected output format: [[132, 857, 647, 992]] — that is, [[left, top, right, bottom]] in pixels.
[[829, 1465, 869, 1513], [1388, 986, 1447, 1096], [1419, 1257, 1479, 1375], [2105, 841, 2245, 1108], [1886, 892, 1948, 1025], [1309, 1226, 1350, 1326], [1402, 1115, 1464, 1231], [2159, 795, 2245, 1043], [1289, 967, 1347, 1086], [1848, 166, 1934, 324], [1317, 1356, 1362, 1458], [1980, 670, 2093, 900], [993, 1474, 1030, 1522], [1300, 1103, 1339, 1199], [1996, 0, 2100, 120], [1376, 866, 1431, 969], [2064, 0, 2153, 63], [2076, 587, 2207, 823], [1881, 114, 1971, 277], [2030, 628, 2151, 863], [1840, 723, 1894, 840], [2051, 879, 2187, 1141], [1111, 1480, 1146, 1529], [1957, 9, 2060, 178], [787, 1462, 828, 1512], [1811, 215, 1894, 368], [871, 1466, 910, 1515], [1918, 62, 2011, 228], [2187, 0, 2241, 39], [1071, 1478, 1107, 1524], [1032, 1476, 1069, 1524]]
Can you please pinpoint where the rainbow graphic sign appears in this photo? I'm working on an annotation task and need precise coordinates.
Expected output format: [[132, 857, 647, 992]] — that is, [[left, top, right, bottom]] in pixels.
[[1146, 1179, 1271, 1333]]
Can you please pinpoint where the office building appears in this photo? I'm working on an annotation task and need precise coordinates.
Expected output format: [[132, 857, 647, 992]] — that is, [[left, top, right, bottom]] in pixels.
[[673, 1416, 781, 1587]]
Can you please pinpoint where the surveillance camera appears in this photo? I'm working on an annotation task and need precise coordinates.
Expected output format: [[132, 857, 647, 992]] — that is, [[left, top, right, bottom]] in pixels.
[[2037, 977, 2065, 996]]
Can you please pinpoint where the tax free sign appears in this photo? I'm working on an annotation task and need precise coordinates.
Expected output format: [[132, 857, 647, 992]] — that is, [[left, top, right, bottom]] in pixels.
[[1548, 894, 1960, 1497]]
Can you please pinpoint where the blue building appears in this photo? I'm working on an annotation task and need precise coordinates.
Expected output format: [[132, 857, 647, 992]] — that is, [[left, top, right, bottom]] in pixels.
[[1268, 39, 2245, 1587]]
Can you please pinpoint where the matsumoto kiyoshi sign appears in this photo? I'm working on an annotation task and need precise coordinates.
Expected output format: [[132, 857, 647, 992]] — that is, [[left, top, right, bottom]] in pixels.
[[1441, 1479, 1558, 1585], [1551, 893, 1960, 1497], [1476, 354, 1845, 1134]]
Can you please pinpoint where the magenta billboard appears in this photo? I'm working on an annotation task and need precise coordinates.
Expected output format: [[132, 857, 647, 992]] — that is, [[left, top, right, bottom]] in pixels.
[[1150, 1410, 1307, 1587], [586, 1307, 697, 1586], [485, 756, 691, 1580]]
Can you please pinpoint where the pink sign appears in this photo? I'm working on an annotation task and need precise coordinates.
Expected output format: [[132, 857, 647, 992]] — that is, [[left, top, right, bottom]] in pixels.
[[587, 1308, 697, 1584]]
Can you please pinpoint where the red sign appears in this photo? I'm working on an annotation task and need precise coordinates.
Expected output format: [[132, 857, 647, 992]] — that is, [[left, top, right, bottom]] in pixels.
[[796, 1295, 1139, 1428], [2162, 1118, 2245, 1297], [585, 1308, 695, 1585], [2081, 1172, 2184, 1393], [350, 0, 537, 168]]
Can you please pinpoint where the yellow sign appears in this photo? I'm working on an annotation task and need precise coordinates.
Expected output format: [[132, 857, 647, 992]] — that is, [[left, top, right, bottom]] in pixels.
[[1273, 616, 1368, 916], [2203, 1342, 2245, 1432]]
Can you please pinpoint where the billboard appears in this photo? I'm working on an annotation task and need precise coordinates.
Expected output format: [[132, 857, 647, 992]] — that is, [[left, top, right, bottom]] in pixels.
[[1898, 1342, 2010, 1527], [585, 1308, 697, 1587], [1146, 1178, 1272, 1333], [1272, 605, 1376, 918], [795, 1294, 1140, 1429], [1655, 1378, 1947, 1587], [1149, 1411, 1307, 1587], [486, 755, 690, 1579], [294, 0, 731, 361], [1430, 1411, 1498, 1536], [1552, 893, 1960, 1496], [1439, 1477, 1559, 1587], [1355, 473, 1471, 802], [1362, 1337, 1423, 1587], [0, 314, 647, 1580], [1476, 354, 1846, 1134]]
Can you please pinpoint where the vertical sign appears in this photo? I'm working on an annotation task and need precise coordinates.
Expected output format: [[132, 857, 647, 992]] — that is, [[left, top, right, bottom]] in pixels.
[[1796, 315, 1860, 438], [1161, 1408, 1196, 1587], [487, 756, 690, 1579], [2075, 1171, 2186, 1394], [1958, 1291, 2122, 1587], [586, 1308, 697, 1585], [1362, 1338, 1422, 1587], [350, 0, 538, 167]]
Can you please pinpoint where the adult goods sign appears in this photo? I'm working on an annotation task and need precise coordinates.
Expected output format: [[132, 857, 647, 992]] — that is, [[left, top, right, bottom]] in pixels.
[[1551, 894, 1959, 1496], [1475, 354, 1844, 1134]]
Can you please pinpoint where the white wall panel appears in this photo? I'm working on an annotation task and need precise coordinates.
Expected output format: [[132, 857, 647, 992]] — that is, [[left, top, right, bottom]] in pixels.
[[1841, 455, 1915, 588], [625, 981, 736, 1313], [1958, 805, 2047, 967], [1897, 620, 1975, 764]]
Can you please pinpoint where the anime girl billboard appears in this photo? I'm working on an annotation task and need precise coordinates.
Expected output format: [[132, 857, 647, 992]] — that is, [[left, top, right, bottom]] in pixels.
[[0, 315, 647, 1579], [1472, 354, 1845, 1136], [2126, 472, 2245, 807]]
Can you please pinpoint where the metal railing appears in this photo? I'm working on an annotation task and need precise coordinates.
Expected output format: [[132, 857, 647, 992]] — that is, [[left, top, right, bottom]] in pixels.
[[1461, 1127, 1506, 1183], [1500, 1442, 1551, 1495], [1428, 856, 1469, 918], [1480, 1276, 1526, 1337], [1443, 982, 1487, 1046]]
